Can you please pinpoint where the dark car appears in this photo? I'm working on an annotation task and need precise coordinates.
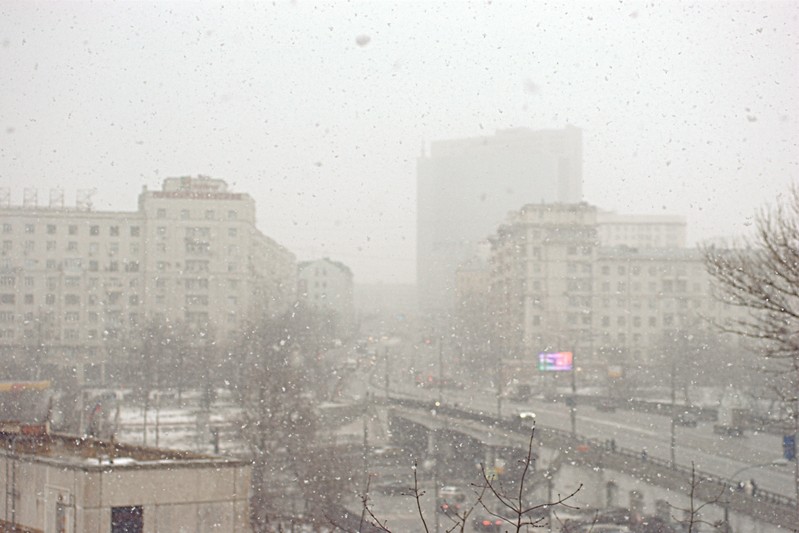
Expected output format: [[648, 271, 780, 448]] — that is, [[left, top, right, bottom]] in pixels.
[[675, 412, 698, 427]]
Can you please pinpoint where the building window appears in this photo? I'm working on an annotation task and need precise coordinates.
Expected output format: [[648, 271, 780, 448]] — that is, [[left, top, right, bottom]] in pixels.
[[130, 226, 140, 237], [111, 505, 144, 533], [65, 276, 80, 287], [65, 311, 79, 322], [109, 261, 119, 272], [46, 259, 56, 270], [157, 208, 167, 218], [1, 224, 10, 233], [24, 276, 33, 287], [228, 227, 237, 237], [46, 294, 56, 305], [157, 226, 167, 237], [47, 240, 56, 251], [0, 294, 14, 304], [68, 225, 77, 235], [89, 260, 99, 272], [0, 276, 14, 287], [45, 224, 56, 234], [90, 225, 99, 236], [65, 294, 80, 306], [25, 223, 35, 234], [181, 209, 190, 220], [110, 225, 120, 236], [129, 295, 139, 306], [24, 240, 34, 252], [2, 241, 11, 252], [67, 241, 78, 252], [228, 210, 237, 220], [205, 209, 215, 220]]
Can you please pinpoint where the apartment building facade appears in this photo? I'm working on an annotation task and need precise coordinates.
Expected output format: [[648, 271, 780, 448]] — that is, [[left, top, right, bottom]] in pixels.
[[297, 257, 355, 339], [485, 202, 738, 382], [0, 176, 296, 383], [597, 211, 687, 248]]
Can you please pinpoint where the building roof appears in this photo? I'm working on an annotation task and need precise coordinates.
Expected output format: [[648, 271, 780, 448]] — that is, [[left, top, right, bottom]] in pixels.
[[0, 431, 246, 471], [298, 257, 353, 277]]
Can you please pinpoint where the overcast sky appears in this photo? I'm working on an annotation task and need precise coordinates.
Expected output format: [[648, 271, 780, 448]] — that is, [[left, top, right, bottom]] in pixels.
[[1, 1, 796, 284]]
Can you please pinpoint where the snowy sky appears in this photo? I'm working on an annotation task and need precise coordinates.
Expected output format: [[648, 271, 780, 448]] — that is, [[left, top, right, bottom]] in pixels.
[[1, 1, 797, 283]]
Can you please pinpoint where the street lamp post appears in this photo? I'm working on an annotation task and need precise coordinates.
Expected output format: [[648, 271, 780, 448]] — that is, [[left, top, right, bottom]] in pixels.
[[384, 345, 390, 399], [570, 350, 577, 439], [438, 335, 444, 407], [670, 356, 677, 469]]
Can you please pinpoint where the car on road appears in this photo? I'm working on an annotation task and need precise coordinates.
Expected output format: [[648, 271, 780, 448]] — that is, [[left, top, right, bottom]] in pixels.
[[437, 485, 467, 514], [675, 411, 698, 427], [472, 512, 505, 532], [515, 410, 536, 427]]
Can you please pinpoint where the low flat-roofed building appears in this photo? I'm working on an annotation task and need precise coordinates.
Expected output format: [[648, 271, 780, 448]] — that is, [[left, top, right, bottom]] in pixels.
[[0, 430, 250, 532]]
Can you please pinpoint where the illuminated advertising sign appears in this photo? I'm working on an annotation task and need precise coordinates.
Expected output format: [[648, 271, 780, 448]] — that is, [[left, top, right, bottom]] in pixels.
[[538, 352, 573, 371]]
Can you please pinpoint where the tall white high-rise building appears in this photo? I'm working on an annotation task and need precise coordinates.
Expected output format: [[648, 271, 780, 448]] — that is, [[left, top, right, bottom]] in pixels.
[[417, 126, 583, 314]]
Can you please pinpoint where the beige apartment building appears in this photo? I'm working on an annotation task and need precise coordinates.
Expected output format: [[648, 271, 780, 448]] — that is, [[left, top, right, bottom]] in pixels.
[[0, 176, 296, 383], [485, 202, 738, 382], [297, 257, 355, 339], [597, 211, 687, 249]]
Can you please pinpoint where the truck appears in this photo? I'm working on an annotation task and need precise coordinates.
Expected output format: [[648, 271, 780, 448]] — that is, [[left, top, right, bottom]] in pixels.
[[714, 404, 748, 437]]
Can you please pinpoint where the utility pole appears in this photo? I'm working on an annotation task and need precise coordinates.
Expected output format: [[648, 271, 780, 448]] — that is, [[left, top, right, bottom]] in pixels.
[[670, 355, 677, 469], [570, 350, 577, 439], [362, 394, 369, 483], [496, 358, 503, 419], [438, 336, 444, 406], [384, 345, 390, 399]]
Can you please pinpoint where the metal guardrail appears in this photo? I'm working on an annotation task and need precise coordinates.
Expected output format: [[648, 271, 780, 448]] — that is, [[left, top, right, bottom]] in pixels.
[[383, 395, 798, 526]]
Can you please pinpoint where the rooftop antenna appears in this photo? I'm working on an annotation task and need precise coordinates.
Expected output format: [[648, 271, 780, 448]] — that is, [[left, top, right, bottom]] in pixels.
[[49, 188, 64, 209], [76, 189, 96, 211], [23, 188, 38, 208]]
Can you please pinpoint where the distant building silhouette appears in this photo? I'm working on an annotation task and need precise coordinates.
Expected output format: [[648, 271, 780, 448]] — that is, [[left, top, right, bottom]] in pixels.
[[416, 126, 583, 314]]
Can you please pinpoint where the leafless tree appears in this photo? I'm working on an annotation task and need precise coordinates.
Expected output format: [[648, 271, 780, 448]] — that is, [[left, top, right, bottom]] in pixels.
[[703, 184, 799, 517], [475, 426, 582, 532], [350, 426, 581, 533], [667, 463, 726, 533], [232, 305, 350, 532]]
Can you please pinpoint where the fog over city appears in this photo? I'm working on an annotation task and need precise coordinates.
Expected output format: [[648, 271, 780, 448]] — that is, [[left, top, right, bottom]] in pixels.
[[2, 1, 796, 283], [2, 2, 799, 533]]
